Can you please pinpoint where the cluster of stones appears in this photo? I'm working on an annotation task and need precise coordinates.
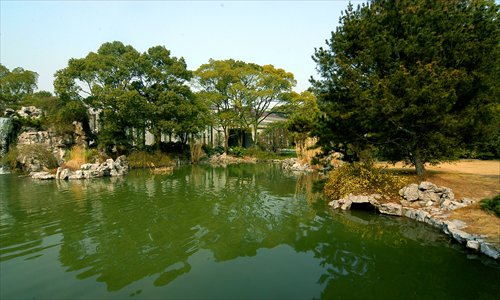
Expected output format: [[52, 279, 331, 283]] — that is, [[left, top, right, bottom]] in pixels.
[[4, 106, 43, 119], [30, 156, 128, 180], [281, 158, 311, 172], [328, 181, 500, 260]]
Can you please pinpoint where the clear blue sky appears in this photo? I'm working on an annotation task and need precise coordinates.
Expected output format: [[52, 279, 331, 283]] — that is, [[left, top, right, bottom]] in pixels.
[[1, 0, 361, 93]]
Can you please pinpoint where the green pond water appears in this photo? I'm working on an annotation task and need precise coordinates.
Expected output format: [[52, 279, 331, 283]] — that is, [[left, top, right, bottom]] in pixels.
[[0, 163, 499, 300]]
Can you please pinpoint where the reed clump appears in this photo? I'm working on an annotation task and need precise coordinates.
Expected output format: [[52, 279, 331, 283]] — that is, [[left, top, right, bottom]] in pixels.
[[128, 150, 173, 169]]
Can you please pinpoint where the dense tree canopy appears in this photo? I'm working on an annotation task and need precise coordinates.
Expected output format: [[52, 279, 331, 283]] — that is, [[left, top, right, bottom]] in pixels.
[[195, 59, 295, 153], [0, 64, 38, 110], [55, 41, 208, 151], [312, 0, 499, 174]]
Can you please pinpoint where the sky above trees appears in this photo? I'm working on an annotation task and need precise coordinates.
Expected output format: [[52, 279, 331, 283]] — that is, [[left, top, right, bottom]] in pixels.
[[0, 0, 363, 93]]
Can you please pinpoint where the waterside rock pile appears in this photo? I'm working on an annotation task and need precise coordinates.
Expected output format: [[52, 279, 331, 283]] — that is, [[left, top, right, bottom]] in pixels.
[[30, 156, 128, 180], [281, 158, 311, 172], [328, 181, 500, 260]]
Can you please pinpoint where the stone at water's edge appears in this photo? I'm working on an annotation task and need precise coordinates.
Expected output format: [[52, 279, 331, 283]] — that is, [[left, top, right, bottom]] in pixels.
[[328, 181, 500, 260], [378, 203, 403, 216], [30, 171, 56, 180], [31, 155, 129, 181]]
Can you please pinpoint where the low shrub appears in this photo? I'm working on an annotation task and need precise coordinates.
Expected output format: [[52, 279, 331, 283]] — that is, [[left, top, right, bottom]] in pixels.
[[63, 145, 87, 170], [480, 195, 500, 217], [202, 144, 224, 157], [228, 146, 245, 158], [128, 151, 173, 169], [324, 162, 409, 200], [1, 147, 20, 170]]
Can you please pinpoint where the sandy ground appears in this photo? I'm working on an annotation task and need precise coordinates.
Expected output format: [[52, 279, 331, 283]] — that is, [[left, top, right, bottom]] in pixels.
[[380, 160, 500, 245], [379, 159, 500, 176]]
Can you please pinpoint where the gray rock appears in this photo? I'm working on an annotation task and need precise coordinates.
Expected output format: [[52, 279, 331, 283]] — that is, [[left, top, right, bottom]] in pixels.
[[399, 183, 420, 201], [447, 227, 473, 244], [480, 243, 500, 260], [419, 190, 441, 202], [466, 240, 480, 251], [56, 167, 72, 180], [80, 163, 94, 171], [69, 170, 84, 180], [30, 171, 55, 180], [425, 216, 445, 229], [440, 188, 455, 202], [378, 203, 403, 216], [328, 200, 341, 209], [17, 106, 42, 119], [460, 198, 474, 205], [419, 181, 438, 191], [403, 208, 430, 222]]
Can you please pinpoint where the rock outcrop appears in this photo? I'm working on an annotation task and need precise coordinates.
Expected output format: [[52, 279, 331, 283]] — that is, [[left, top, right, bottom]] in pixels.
[[328, 182, 500, 260], [30, 156, 128, 180], [17, 106, 42, 119], [16, 129, 72, 172], [281, 158, 311, 172]]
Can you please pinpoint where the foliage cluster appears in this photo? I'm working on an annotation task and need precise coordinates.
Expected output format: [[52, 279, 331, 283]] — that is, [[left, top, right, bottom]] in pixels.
[[312, 0, 499, 174], [480, 195, 500, 217], [54, 42, 208, 153], [201, 144, 224, 157], [258, 121, 290, 153], [195, 59, 296, 153], [323, 162, 409, 200], [128, 150, 173, 169], [0, 64, 38, 111]]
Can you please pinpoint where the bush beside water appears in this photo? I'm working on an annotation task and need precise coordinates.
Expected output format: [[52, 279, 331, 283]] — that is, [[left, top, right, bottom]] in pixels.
[[128, 151, 173, 169], [324, 162, 409, 200]]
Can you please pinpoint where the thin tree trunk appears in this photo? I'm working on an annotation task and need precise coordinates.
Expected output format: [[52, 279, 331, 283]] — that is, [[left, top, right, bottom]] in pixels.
[[223, 127, 229, 154], [252, 123, 258, 147], [413, 147, 426, 176]]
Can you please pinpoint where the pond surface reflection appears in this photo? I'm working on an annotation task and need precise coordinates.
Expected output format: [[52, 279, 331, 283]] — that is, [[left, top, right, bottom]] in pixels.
[[0, 164, 498, 299]]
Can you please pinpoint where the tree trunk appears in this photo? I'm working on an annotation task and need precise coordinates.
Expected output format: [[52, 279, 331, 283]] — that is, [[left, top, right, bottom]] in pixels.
[[252, 123, 258, 147], [413, 147, 426, 176], [154, 128, 161, 150], [223, 127, 229, 154]]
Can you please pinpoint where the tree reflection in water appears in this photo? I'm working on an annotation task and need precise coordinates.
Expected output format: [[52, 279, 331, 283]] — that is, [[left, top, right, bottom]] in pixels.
[[0, 164, 498, 299]]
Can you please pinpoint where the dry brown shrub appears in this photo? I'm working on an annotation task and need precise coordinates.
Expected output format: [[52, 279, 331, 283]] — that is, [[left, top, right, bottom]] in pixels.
[[63, 145, 87, 170], [296, 137, 321, 165]]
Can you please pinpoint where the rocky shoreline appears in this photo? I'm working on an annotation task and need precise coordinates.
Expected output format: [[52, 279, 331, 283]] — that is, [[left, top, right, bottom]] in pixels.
[[328, 181, 500, 260], [30, 155, 128, 180]]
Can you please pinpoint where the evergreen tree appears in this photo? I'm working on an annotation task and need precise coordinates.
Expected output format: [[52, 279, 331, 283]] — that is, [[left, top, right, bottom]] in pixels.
[[312, 0, 499, 174]]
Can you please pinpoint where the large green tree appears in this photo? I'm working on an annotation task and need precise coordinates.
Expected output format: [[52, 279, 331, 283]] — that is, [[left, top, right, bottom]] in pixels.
[[312, 0, 499, 175], [195, 59, 295, 153], [55, 41, 206, 152], [0, 64, 38, 110]]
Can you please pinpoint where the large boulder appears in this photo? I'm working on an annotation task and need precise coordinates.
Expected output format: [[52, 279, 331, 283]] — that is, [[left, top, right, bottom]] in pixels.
[[399, 183, 419, 201]]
